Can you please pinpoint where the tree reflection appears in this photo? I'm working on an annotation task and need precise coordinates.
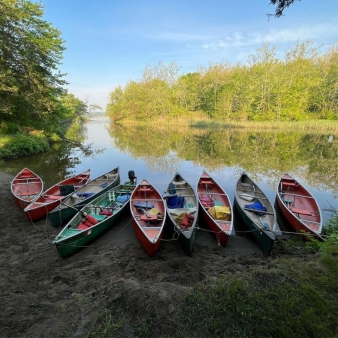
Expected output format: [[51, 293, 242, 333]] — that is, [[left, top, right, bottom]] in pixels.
[[108, 123, 338, 193]]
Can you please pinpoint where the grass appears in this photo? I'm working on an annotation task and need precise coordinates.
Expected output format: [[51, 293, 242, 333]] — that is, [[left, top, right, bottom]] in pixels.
[[190, 119, 338, 132], [174, 218, 338, 338], [114, 116, 338, 133], [88, 217, 338, 338]]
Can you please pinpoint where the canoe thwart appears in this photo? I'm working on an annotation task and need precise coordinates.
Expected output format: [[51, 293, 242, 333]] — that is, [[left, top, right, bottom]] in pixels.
[[291, 208, 318, 216]]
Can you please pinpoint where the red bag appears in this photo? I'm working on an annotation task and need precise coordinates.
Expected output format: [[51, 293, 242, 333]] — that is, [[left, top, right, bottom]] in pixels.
[[99, 208, 113, 216]]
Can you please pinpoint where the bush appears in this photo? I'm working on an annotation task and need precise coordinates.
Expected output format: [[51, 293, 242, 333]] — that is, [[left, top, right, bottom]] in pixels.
[[0, 134, 49, 158]]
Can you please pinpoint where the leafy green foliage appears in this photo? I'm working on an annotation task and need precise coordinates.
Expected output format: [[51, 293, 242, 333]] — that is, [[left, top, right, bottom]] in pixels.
[[0, 133, 49, 157], [0, 0, 66, 129], [107, 41, 338, 122]]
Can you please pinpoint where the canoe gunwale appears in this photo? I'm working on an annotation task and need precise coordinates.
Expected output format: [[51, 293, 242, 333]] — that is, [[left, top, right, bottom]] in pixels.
[[276, 173, 323, 236]]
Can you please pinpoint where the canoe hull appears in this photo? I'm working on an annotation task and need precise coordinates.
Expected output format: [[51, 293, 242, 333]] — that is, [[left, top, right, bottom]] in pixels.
[[54, 207, 129, 259], [276, 173, 322, 237], [234, 197, 274, 256], [53, 181, 136, 258], [130, 179, 166, 257], [48, 168, 120, 228], [11, 168, 43, 210], [131, 219, 163, 257], [234, 172, 278, 256], [165, 173, 199, 256], [199, 207, 230, 246], [24, 170, 90, 222], [197, 171, 233, 247]]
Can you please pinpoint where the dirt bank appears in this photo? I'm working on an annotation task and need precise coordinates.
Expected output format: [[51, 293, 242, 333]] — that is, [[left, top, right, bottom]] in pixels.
[[0, 170, 283, 337]]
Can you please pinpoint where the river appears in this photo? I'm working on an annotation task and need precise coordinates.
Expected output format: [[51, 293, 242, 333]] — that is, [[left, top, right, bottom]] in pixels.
[[1, 120, 337, 226]]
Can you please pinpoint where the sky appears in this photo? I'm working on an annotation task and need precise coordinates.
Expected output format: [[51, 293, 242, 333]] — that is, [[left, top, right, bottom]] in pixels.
[[38, 0, 338, 110]]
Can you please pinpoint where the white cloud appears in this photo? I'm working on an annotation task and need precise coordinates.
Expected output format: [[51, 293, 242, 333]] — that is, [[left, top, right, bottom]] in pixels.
[[201, 24, 338, 50]]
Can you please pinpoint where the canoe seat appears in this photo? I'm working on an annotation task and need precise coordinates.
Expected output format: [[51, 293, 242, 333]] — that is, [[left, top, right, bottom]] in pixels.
[[291, 208, 314, 216], [200, 179, 213, 185], [283, 181, 296, 187], [138, 183, 153, 192], [140, 214, 158, 222], [20, 175, 33, 179], [46, 195, 63, 200]]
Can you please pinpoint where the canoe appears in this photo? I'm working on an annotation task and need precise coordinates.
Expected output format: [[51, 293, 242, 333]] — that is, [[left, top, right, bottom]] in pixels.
[[164, 173, 198, 256], [11, 168, 44, 210], [276, 173, 322, 237], [197, 170, 233, 246], [24, 169, 91, 222], [47, 167, 120, 228], [234, 172, 280, 256], [130, 179, 166, 257], [53, 179, 137, 258]]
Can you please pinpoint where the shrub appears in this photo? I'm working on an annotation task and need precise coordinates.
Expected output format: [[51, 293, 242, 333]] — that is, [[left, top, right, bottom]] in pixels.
[[0, 134, 49, 158]]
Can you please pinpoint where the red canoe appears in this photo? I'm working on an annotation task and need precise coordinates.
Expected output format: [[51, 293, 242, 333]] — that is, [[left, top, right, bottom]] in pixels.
[[24, 169, 90, 222], [130, 179, 166, 257], [276, 173, 322, 237], [197, 171, 234, 246], [11, 168, 44, 210]]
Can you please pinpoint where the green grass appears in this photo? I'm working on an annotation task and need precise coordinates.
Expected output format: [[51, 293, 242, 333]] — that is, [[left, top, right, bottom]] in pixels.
[[175, 259, 338, 338], [190, 119, 338, 133], [174, 219, 338, 338]]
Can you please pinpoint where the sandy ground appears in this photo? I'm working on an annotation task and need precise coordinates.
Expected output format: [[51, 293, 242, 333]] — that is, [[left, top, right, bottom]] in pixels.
[[0, 170, 282, 337]]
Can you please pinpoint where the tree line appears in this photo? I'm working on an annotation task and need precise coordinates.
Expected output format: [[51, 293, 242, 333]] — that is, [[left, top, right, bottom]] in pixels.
[[106, 41, 338, 122], [0, 0, 93, 136]]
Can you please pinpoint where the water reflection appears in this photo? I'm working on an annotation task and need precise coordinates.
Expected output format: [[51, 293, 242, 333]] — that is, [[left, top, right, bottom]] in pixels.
[[1, 121, 337, 225]]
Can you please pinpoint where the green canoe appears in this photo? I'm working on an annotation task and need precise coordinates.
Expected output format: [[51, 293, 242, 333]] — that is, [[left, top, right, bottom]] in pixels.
[[164, 172, 199, 256], [48, 167, 120, 228], [234, 172, 281, 256], [52, 178, 136, 259]]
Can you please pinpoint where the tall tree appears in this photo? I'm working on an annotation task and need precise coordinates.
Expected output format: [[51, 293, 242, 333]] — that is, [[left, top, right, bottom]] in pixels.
[[0, 0, 66, 128]]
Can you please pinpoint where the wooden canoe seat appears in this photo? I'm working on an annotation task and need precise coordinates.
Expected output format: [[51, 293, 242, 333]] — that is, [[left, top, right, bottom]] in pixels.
[[46, 195, 63, 200], [19, 191, 40, 196], [200, 180, 213, 185], [140, 214, 158, 222], [20, 175, 34, 179], [283, 181, 296, 187], [291, 208, 312, 216], [138, 185, 153, 192]]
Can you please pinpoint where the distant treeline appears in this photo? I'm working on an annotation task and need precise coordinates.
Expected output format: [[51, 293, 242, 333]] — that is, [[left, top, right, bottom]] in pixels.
[[106, 41, 338, 122]]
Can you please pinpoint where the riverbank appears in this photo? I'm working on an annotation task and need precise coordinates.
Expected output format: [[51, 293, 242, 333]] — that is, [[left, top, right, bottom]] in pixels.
[[1, 170, 337, 337]]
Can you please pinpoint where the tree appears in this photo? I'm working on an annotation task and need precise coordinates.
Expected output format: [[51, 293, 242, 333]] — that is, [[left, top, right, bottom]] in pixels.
[[0, 0, 66, 129], [269, 0, 300, 18]]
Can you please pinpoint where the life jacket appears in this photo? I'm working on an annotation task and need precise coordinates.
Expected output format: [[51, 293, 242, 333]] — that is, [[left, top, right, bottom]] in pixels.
[[199, 195, 214, 208], [77, 214, 98, 230], [181, 213, 195, 229]]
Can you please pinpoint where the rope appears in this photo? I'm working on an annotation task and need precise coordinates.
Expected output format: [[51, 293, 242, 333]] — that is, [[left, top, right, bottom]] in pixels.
[[57, 217, 133, 248]]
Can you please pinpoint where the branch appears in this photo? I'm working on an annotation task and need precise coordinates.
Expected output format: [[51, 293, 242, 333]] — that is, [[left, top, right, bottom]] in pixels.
[[268, 0, 299, 18]]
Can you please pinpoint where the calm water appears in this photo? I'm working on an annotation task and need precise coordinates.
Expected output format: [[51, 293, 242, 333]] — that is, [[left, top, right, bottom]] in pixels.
[[2, 120, 338, 226]]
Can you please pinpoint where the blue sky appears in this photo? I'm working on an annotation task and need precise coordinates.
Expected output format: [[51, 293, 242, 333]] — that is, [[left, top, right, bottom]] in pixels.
[[39, 0, 338, 110]]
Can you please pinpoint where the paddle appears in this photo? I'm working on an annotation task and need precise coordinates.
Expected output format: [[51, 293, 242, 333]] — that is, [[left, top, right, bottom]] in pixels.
[[60, 201, 87, 217], [259, 217, 270, 230]]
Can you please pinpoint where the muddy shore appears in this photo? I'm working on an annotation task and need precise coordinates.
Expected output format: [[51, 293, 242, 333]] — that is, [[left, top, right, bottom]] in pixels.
[[1, 170, 282, 337]]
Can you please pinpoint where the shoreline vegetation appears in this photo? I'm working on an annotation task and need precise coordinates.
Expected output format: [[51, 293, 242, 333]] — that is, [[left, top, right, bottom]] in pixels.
[[1, 119, 338, 161]]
